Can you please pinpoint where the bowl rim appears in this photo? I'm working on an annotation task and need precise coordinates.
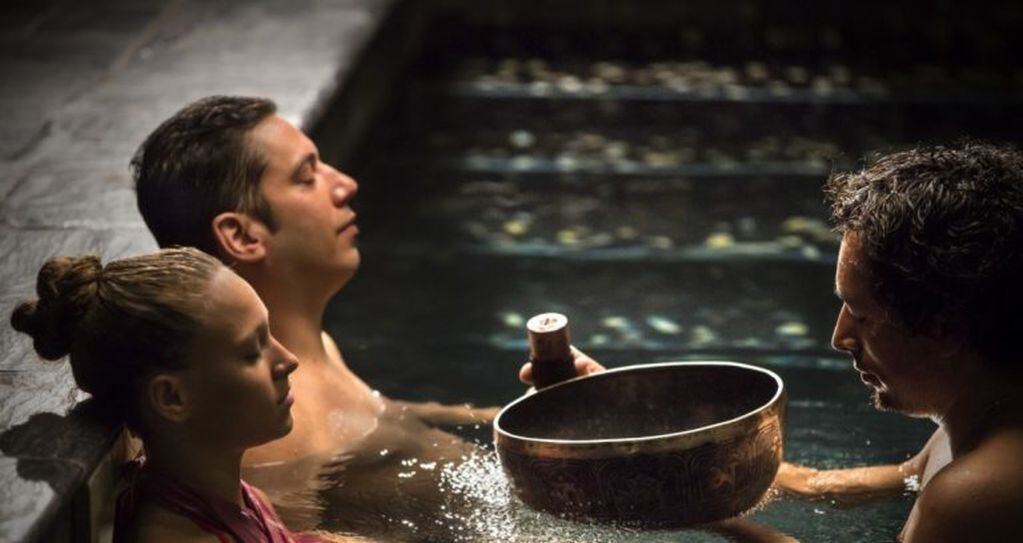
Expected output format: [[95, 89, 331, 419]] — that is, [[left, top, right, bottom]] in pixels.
[[493, 360, 784, 446]]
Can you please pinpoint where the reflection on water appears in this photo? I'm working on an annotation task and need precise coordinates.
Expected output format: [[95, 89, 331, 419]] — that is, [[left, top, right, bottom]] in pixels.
[[245, 404, 481, 541], [315, 441, 732, 543], [245, 397, 734, 542], [310, 441, 915, 542], [434, 448, 729, 543]]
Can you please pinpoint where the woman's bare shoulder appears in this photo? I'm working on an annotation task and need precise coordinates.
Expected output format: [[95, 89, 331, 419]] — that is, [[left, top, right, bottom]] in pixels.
[[123, 503, 221, 543]]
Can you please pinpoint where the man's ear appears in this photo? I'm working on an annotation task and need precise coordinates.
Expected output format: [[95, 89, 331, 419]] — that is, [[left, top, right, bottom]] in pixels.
[[147, 374, 192, 424], [212, 211, 269, 263], [930, 318, 970, 362]]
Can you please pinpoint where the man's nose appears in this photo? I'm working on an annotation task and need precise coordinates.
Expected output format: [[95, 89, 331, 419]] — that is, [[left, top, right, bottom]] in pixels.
[[831, 305, 858, 353], [329, 167, 358, 207]]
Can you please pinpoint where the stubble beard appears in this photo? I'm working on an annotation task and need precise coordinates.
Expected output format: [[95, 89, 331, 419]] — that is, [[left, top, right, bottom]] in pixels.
[[866, 383, 896, 412], [872, 388, 923, 417], [871, 390, 891, 411]]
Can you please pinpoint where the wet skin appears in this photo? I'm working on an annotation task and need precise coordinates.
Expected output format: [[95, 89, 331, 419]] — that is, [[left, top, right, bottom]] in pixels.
[[771, 232, 1023, 543]]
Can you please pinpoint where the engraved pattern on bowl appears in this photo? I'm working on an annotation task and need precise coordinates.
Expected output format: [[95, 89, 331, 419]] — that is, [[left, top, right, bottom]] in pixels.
[[494, 361, 786, 527]]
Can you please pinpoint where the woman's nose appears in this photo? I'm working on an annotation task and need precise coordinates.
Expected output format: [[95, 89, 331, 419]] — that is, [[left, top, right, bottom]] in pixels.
[[271, 337, 299, 376]]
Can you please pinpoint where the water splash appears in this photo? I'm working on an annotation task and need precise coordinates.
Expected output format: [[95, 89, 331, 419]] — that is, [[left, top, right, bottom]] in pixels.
[[433, 448, 724, 542]]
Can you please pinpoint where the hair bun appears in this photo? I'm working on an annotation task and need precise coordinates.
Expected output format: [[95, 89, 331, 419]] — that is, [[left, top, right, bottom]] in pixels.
[[10, 256, 103, 360]]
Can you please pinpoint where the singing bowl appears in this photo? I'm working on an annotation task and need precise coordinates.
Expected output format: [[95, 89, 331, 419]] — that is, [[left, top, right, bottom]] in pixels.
[[493, 361, 786, 528]]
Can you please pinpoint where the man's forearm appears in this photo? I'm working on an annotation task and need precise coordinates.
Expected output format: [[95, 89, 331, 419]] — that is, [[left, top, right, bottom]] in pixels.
[[388, 399, 500, 426], [775, 461, 915, 499], [708, 519, 799, 543]]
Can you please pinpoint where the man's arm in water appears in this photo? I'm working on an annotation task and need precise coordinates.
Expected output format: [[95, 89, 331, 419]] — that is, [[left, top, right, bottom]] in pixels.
[[707, 519, 799, 543], [775, 427, 942, 500], [387, 399, 501, 426], [696, 431, 937, 543]]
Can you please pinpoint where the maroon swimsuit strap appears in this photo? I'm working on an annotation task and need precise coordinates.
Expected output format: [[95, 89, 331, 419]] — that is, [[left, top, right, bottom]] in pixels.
[[114, 462, 322, 543]]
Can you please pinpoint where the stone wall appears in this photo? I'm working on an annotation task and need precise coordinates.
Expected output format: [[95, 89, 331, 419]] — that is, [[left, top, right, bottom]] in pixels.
[[0, 1, 393, 540]]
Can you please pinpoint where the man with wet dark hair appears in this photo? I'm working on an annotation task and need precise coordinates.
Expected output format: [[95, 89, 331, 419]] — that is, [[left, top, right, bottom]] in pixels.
[[829, 143, 1023, 366], [775, 142, 1023, 541], [134, 96, 279, 256]]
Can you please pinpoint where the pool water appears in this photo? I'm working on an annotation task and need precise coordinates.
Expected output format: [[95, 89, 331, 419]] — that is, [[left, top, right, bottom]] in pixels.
[[310, 4, 1019, 541]]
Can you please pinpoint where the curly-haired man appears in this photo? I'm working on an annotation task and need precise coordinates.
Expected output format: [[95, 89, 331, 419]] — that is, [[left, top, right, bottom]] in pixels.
[[777, 142, 1023, 541]]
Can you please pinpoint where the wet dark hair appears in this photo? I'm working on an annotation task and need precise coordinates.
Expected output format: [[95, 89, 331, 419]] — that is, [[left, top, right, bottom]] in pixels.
[[826, 141, 1023, 365], [133, 95, 278, 255], [10, 247, 223, 434]]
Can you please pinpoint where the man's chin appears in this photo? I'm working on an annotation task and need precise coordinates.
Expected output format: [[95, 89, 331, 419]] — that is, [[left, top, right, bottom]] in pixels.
[[871, 390, 928, 418], [335, 249, 360, 275], [333, 259, 360, 289], [866, 384, 901, 411], [871, 390, 893, 411]]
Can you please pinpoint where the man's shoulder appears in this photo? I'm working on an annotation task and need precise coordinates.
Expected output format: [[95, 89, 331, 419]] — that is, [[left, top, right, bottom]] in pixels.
[[935, 429, 1023, 499], [908, 431, 1023, 541]]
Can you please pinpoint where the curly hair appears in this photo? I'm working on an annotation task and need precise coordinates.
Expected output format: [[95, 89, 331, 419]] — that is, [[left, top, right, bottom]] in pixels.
[[133, 96, 278, 255], [10, 247, 223, 434], [826, 141, 1023, 365]]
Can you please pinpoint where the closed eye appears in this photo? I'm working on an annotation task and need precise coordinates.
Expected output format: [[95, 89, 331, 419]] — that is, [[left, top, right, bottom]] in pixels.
[[845, 304, 868, 324], [242, 322, 270, 362], [291, 153, 318, 185]]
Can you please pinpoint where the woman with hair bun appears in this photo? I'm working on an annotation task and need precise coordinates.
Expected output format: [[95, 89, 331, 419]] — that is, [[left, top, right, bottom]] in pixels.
[[10, 247, 341, 542]]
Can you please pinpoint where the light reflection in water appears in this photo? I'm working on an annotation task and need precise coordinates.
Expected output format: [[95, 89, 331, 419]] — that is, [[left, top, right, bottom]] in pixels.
[[432, 448, 726, 542], [285, 434, 731, 542]]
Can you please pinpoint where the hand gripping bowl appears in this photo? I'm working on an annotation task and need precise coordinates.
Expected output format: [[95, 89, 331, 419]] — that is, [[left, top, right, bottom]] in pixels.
[[493, 361, 786, 528]]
